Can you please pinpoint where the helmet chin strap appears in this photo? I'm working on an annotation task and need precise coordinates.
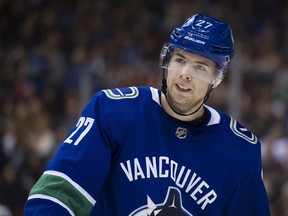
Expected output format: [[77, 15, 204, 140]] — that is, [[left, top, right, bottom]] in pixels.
[[161, 68, 213, 117]]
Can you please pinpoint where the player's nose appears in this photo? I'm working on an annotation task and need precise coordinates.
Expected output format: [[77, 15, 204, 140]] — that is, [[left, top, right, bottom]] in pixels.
[[179, 68, 192, 80]]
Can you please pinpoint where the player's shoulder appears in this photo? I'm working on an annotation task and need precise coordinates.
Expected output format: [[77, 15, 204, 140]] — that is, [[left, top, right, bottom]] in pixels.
[[205, 108, 264, 194], [206, 105, 259, 146], [206, 106, 262, 168], [89, 86, 158, 119]]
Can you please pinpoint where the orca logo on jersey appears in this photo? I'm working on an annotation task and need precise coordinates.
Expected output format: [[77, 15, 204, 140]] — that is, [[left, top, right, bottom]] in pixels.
[[129, 187, 193, 216], [176, 127, 188, 139]]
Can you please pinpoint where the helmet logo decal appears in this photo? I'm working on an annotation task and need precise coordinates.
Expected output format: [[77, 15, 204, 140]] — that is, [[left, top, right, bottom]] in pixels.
[[182, 16, 196, 27], [183, 36, 205, 45], [129, 186, 193, 216], [175, 127, 188, 139]]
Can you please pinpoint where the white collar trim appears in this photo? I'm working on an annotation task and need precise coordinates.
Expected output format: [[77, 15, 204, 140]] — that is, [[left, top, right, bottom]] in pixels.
[[204, 105, 221, 126]]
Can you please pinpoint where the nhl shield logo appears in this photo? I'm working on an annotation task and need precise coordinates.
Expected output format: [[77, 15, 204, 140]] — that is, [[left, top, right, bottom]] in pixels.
[[175, 127, 188, 139]]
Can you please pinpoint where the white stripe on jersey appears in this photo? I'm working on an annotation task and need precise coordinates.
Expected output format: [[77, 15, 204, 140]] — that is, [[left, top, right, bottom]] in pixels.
[[28, 194, 75, 216]]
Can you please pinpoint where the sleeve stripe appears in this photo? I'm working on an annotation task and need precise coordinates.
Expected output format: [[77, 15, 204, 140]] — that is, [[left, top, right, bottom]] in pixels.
[[44, 170, 96, 205], [28, 194, 75, 216]]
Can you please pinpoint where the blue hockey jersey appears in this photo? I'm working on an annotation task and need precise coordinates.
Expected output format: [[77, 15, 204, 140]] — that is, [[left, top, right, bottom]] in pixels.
[[24, 86, 270, 216]]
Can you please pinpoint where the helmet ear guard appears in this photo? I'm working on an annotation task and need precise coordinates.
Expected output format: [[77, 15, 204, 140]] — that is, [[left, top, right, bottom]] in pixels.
[[213, 66, 227, 88], [159, 43, 173, 68], [159, 44, 171, 94]]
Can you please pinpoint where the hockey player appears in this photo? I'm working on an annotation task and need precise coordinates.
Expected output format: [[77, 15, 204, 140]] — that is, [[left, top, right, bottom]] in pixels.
[[24, 13, 271, 215]]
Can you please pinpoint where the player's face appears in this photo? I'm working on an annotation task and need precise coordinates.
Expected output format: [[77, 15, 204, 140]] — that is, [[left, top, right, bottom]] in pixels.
[[166, 51, 216, 115]]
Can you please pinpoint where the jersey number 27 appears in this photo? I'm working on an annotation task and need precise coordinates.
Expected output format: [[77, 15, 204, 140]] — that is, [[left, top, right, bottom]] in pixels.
[[64, 117, 95, 146]]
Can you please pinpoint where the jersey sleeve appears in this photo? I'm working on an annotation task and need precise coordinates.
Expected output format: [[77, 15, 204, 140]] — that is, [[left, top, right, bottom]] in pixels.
[[223, 124, 271, 216], [224, 170, 270, 216], [223, 163, 270, 215], [24, 91, 112, 216]]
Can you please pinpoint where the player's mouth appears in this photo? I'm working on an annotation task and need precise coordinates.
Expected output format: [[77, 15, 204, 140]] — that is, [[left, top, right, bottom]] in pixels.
[[175, 84, 191, 93]]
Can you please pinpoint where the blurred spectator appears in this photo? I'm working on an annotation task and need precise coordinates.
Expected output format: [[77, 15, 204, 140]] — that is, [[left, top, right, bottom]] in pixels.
[[0, 204, 12, 216]]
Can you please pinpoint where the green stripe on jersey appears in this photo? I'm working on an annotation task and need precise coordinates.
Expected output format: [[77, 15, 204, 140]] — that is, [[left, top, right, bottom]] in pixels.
[[29, 173, 93, 215]]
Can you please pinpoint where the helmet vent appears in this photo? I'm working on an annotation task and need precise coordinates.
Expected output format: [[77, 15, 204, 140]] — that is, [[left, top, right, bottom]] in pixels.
[[211, 45, 230, 54]]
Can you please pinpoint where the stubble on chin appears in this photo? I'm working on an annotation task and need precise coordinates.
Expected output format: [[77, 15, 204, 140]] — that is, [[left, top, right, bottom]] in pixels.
[[166, 89, 203, 114]]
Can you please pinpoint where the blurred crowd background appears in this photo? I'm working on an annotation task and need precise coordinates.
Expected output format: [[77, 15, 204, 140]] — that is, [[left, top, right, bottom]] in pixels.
[[0, 0, 288, 215]]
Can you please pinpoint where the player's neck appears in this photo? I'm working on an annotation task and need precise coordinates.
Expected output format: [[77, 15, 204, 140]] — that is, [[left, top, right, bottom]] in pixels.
[[160, 92, 205, 122]]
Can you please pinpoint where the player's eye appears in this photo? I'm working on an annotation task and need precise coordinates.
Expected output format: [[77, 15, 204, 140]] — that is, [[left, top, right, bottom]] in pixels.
[[194, 64, 206, 71], [175, 58, 185, 65]]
